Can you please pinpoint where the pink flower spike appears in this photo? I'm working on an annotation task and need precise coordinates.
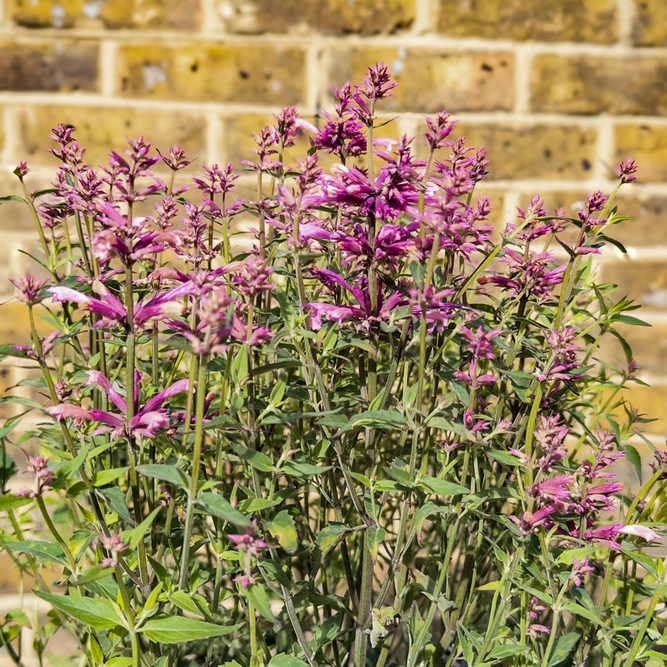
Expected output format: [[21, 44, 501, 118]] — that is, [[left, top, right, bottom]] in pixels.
[[619, 525, 659, 542]]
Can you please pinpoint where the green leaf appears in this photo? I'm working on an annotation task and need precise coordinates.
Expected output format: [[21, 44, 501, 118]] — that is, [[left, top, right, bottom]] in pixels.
[[345, 410, 406, 431], [99, 486, 133, 523], [140, 616, 241, 643], [136, 464, 190, 488], [106, 659, 133, 667], [420, 476, 469, 496], [240, 497, 280, 513], [367, 527, 386, 558], [0, 195, 26, 204], [93, 467, 128, 487], [610, 314, 651, 327], [233, 444, 273, 472], [0, 495, 32, 512], [488, 644, 529, 660], [623, 444, 643, 484], [487, 450, 525, 467], [6, 540, 70, 566], [123, 507, 161, 549], [547, 632, 580, 667], [314, 612, 342, 648], [556, 547, 596, 566], [168, 591, 204, 617], [268, 654, 309, 667], [266, 510, 298, 553], [562, 602, 602, 625], [315, 523, 348, 554], [199, 492, 250, 527], [33, 591, 120, 630], [282, 461, 332, 477], [245, 584, 277, 622]]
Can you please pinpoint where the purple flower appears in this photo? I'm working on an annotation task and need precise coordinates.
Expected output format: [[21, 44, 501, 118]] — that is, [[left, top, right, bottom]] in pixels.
[[227, 525, 268, 557], [424, 111, 457, 152], [49, 280, 192, 331], [510, 504, 561, 536], [569, 557, 595, 587], [47, 371, 189, 439], [159, 144, 192, 171], [534, 415, 569, 472], [17, 455, 56, 498], [10, 274, 48, 306], [617, 158, 637, 184], [530, 475, 574, 503]]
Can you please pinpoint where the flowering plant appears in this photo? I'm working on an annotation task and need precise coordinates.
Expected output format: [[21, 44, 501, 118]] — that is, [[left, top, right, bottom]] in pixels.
[[0, 64, 665, 667]]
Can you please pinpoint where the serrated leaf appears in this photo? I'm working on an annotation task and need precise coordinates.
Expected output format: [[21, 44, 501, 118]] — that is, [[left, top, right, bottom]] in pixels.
[[140, 616, 240, 643], [199, 492, 250, 527], [232, 444, 273, 472], [6, 540, 69, 566], [34, 591, 120, 630], [315, 523, 348, 554], [345, 410, 406, 431], [488, 644, 529, 660], [136, 464, 190, 488], [268, 655, 309, 667], [562, 602, 601, 625], [266, 510, 298, 553], [420, 476, 469, 496], [93, 467, 128, 487], [547, 632, 580, 667], [0, 495, 32, 511], [244, 583, 277, 622], [623, 444, 643, 484], [282, 460, 332, 477], [487, 450, 525, 467]]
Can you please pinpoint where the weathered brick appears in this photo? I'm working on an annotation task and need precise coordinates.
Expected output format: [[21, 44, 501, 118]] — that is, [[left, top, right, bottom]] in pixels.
[[437, 0, 617, 43], [117, 44, 306, 105], [614, 125, 667, 183], [0, 174, 36, 232], [0, 40, 98, 92], [415, 123, 596, 180], [328, 48, 514, 113], [17, 106, 208, 168], [531, 55, 667, 115], [537, 191, 667, 247], [599, 322, 667, 376], [9, 0, 201, 30], [609, 383, 667, 435], [632, 0, 667, 46], [220, 0, 414, 35], [601, 260, 667, 311]]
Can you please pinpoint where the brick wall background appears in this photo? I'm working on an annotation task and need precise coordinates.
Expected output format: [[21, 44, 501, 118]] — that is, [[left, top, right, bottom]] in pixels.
[[1, 1, 667, 663]]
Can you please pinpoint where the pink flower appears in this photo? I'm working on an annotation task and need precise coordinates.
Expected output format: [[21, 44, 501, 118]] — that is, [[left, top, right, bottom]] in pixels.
[[618, 525, 659, 542]]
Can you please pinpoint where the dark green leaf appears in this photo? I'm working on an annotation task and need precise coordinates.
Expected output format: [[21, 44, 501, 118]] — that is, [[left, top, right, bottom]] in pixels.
[[99, 486, 133, 524], [547, 632, 580, 667], [199, 492, 250, 527], [623, 444, 642, 484], [140, 616, 241, 643], [420, 476, 469, 496], [268, 655, 309, 667], [488, 644, 529, 660], [5, 540, 69, 566], [136, 464, 190, 488], [232, 444, 273, 472], [282, 461, 332, 477], [33, 591, 120, 630]]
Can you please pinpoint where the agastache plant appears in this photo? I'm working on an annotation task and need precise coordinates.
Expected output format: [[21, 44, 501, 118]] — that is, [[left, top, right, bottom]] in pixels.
[[0, 64, 664, 667]]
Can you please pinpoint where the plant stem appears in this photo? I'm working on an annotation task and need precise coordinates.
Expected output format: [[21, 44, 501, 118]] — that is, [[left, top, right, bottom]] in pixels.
[[179, 353, 208, 588]]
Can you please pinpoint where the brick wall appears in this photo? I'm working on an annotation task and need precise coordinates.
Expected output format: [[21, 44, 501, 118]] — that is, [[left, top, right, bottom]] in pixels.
[[1, 0, 667, 660]]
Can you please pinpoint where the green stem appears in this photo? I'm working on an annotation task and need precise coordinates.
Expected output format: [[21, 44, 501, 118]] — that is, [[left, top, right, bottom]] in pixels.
[[36, 495, 76, 574], [179, 353, 208, 588]]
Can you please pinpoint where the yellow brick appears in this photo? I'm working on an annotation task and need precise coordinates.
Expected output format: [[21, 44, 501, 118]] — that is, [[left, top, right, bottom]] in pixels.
[[117, 44, 306, 105], [531, 55, 667, 115], [9, 0, 201, 30], [632, 0, 667, 46], [600, 260, 667, 311], [0, 39, 98, 92], [598, 321, 667, 377], [414, 123, 596, 180], [614, 125, 667, 183], [221, 0, 414, 35], [17, 106, 208, 169], [535, 191, 667, 248], [327, 47, 514, 113], [437, 0, 617, 43]]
